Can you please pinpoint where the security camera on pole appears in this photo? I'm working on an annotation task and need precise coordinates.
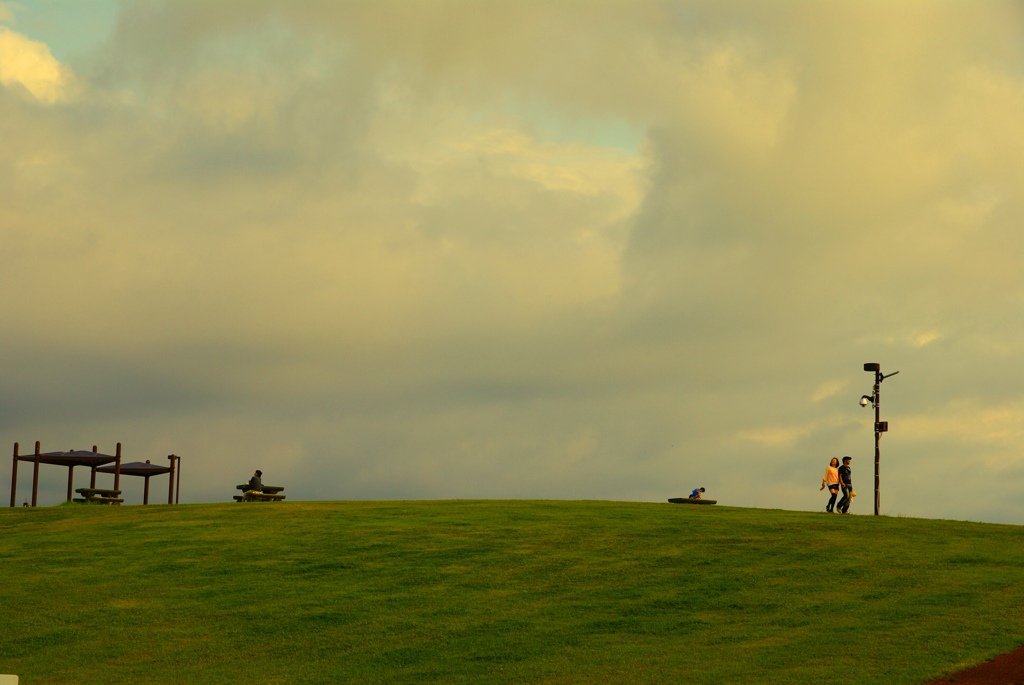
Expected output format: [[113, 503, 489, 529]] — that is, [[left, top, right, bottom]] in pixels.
[[860, 363, 899, 516]]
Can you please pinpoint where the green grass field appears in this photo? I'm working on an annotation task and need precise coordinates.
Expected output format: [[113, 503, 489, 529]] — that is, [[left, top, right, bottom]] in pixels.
[[1, 500, 1023, 684]]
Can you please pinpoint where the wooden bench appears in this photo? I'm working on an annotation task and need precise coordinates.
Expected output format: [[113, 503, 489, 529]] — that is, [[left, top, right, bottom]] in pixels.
[[233, 484, 286, 502], [75, 488, 124, 505]]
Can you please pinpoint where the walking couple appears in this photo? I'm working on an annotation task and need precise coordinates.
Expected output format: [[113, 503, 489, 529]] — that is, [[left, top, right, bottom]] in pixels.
[[820, 456, 853, 514]]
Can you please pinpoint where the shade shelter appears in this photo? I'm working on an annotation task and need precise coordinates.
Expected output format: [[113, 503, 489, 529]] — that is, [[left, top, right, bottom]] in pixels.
[[97, 455, 179, 505], [9, 441, 122, 507]]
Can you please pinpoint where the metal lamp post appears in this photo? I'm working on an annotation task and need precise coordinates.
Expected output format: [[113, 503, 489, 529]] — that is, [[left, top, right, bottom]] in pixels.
[[860, 363, 899, 516]]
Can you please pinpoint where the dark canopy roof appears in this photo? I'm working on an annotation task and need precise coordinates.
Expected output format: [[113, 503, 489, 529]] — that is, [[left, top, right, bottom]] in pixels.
[[15, 450, 118, 467], [97, 461, 171, 476]]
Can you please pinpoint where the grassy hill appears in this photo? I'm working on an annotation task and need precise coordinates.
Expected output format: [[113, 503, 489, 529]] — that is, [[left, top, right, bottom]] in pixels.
[[1, 500, 1022, 684]]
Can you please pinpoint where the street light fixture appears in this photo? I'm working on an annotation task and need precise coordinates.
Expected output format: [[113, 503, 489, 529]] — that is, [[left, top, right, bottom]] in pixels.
[[861, 363, 899, 516]]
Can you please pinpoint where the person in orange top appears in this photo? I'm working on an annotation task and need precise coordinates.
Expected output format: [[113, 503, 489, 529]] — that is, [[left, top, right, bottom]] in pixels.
[[820, 457, 840, 513]]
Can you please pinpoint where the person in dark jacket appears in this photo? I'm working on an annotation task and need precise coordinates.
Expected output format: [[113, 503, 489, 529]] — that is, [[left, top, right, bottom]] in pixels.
[[836, 457, 853, 514], [243, 469, 263, 492]]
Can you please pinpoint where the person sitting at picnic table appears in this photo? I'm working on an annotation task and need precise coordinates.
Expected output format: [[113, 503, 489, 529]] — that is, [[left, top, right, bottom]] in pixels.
[[242, 470, 263, 492], [689, 487, 705, 500]]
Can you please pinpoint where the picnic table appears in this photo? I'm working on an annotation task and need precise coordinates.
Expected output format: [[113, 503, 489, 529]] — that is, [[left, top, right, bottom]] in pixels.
[[74, 487, 124, 505], [668, 497, 717, 505], [233, 484, 286, 502]]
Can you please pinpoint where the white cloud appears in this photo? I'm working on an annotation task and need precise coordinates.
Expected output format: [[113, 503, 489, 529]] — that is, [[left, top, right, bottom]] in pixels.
[[911, 331, 942, 348], [737, 426, 809, 448], [812, 381, 847, 403], [0, 25, 74, 103], [898, 402, 1024, 446]]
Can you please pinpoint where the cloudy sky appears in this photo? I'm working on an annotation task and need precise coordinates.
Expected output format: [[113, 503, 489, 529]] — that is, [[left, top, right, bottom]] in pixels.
[[2, 1, 1024, 522]]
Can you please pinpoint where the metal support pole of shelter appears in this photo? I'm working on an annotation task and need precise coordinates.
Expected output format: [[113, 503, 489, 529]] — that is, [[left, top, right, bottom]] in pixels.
[[32, 441, 41, 507], [167, 455, 177, 505], [10, 442, 18, 508], [114, 443, 121, 492], [90, 445, 98, 488]]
